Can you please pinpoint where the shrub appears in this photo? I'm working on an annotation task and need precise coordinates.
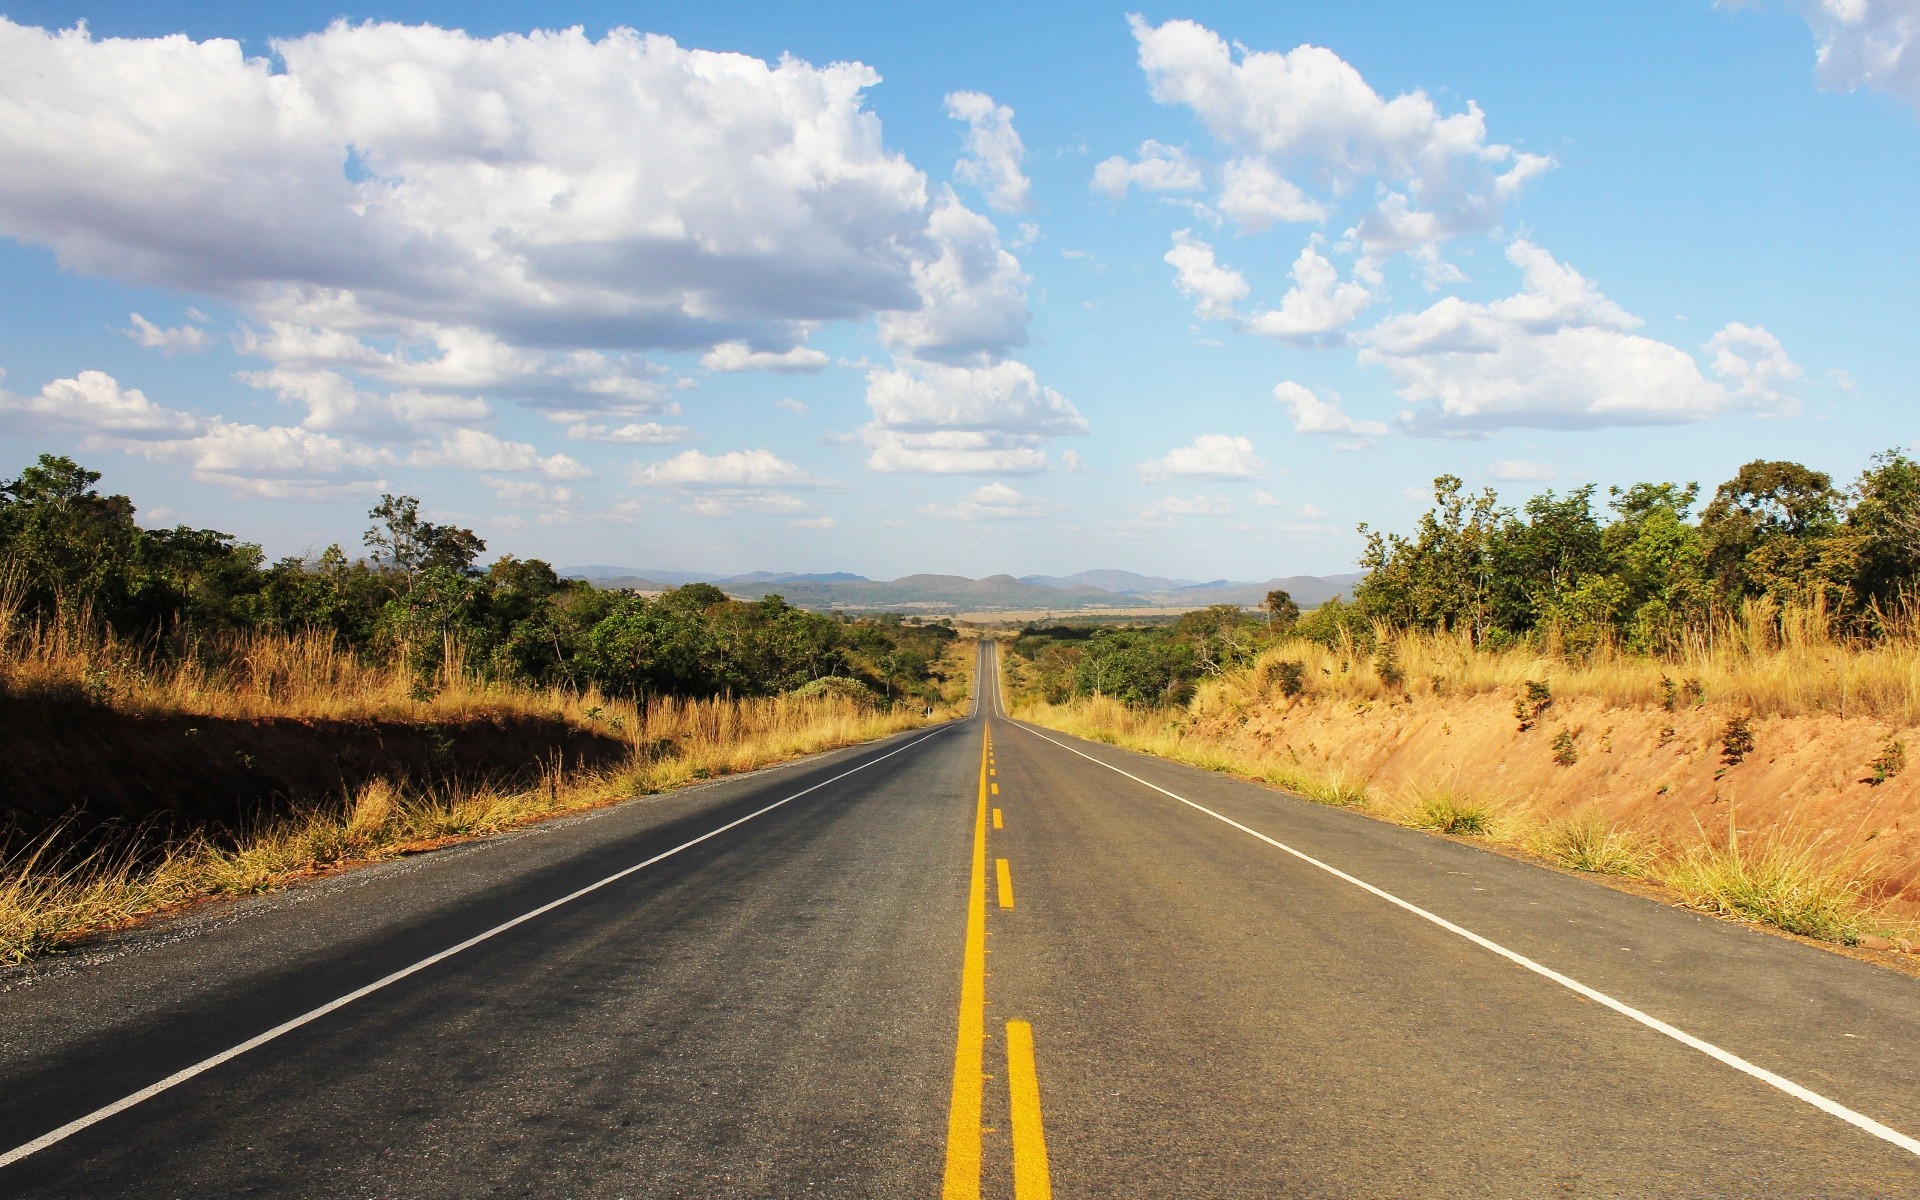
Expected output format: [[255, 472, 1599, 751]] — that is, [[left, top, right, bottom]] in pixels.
[[1551, 728, 1579, 767], [1273, 659, 1306, 698], [1514, 679, 1552, 732], [1866, 739, 1907, 786], [1720, 714, 1755, 766], [1375, 645, 1405, 690]]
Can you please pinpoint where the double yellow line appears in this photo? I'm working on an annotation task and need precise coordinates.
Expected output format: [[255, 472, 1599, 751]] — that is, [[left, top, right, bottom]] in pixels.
[[943, 723, 1051, 1199]]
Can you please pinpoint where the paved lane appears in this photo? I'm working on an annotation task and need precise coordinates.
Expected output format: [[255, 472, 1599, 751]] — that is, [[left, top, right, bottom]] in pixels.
[[5, 639, 1920, 1197]]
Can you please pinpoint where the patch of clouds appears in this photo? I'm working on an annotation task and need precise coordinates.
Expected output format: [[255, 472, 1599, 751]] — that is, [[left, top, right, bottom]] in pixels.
[[632, 447, 823, 489], [701, 341, 832, 374], [1243, 241, 1374, 346], [1272, 381, 1389, 438], [1136, 434, 1265, 482], [134, 418, 392, 499], [238, 365, 490, 439], [1215, 157, 1325, 231], [878, 190, 1030, 364], [861, 359, 1086, 475], [0, 20, 999, 357], [1745, 0, 1920, 115], [1091, 139, 1204, 199], [123, 312, 211, 353], [563, 420, 691, 444], [1125, 15, 1553, 262], [407, 429, 590, 479], [919, 481, 1058, 520], [946, 90, 1031, 212], [776, 397, 808, 416], [1164, 231, 1248, 322], [1359, 241, 1799, 434], [0, 368, 200, 439]]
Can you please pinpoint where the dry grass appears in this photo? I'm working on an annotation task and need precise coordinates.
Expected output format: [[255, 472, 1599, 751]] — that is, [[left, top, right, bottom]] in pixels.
[[0, 690, 949, 964], [0, 589, 630, 734], [0, 607, 977, 964], [1012, 688, 1900, 946], [1665, 823, 1873, 942], [1399, 785, 1494, 836], [1529, 812, 1658, 877], [1194, 599, 1920, 723]]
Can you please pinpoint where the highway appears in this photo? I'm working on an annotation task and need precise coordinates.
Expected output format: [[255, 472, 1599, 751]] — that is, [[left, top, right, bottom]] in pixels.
[[4, 639, 1920, 1197]]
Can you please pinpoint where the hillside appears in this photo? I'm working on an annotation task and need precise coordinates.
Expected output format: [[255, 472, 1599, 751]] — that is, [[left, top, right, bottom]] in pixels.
[[564, 566, 1364, 613]]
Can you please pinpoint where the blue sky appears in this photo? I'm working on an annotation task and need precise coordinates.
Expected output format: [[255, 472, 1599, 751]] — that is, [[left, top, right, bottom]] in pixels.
[[0, 1, 1914, 579]]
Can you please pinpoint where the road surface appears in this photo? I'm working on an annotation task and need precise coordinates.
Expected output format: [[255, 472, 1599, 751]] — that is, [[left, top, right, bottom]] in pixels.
[[3, 640, 1920, 1197]]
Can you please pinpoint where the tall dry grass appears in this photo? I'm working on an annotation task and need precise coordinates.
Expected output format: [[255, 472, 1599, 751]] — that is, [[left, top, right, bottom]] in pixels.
[[0, 592, 973, 963], [0, 585, 619, 731], [0, 690, 951, 964], [1007, 610, 1910, 948], [1187, 598, 1920, 723]]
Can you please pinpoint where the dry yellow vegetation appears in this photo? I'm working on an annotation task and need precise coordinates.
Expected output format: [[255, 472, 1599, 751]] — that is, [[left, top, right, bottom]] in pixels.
[[0, 615, 972, 963], [1009, 615, 1918, 946]]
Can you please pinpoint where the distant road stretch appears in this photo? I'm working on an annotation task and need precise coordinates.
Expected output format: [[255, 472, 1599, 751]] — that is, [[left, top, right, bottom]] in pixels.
[[5, 641, 1920, 1197]]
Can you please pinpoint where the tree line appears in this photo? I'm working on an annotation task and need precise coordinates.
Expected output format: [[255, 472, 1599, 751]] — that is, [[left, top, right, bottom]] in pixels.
[[1009, 451, 1920, 708], [0, 454, 956, 705]]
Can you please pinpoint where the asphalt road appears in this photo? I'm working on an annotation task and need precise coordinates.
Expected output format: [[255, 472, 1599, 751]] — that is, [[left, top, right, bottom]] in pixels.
[[4, 639, 1920, 1197]]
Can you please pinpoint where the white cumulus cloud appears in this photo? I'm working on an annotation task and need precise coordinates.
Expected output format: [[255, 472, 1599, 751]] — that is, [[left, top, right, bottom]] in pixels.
[[701, 342, 832, 374], [1165, 231, 1249, 322], [1136, 434, 1265, 482], [1127, 15, 1553, 256], [564, 420, 691, 444], [1272, 381, 1390, 438], [920, 481, 1058, 520], [408, 429, 590, 479], [1244, 242, 1375, 345], [124, 312, 212, 353], [1763, 0, 1920, 114], [1091, 139, 1204, 199], [0, 369, 201, 439], [632, 448, 820, 488], [1358, 241, 1797, 434], [945, 90, 1031, 212], [861, 359, 1086, 475]]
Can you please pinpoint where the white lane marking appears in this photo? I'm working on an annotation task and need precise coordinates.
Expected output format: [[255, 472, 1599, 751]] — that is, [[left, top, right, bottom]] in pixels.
[[1009, 720, 1920, 1160], [0, 724, 958, 1172]]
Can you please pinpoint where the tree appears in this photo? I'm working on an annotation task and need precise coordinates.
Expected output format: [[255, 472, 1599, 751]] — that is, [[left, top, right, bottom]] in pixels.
[[1699, 460, 1845, 603], [364, 495, 486, 578], [1263, 589, 1299, 628]]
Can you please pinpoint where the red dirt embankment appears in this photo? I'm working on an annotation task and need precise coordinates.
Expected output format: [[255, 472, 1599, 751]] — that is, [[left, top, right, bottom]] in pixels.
[[0, 698, 630, 853], [1204, 692, 1920, 915]]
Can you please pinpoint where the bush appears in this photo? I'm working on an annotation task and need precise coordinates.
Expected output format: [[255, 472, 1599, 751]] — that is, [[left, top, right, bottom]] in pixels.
[[1720, 715, 1755, 766], [1551, 728, 1579, 767], [1867, 739, 1907, 786], [1272, 659, 1306, 698], [1514, 680, 1552, 732]]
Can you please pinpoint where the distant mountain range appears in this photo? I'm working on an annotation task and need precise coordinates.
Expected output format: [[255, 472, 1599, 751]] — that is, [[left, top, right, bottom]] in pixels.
[[561, 565, 1363, 614]]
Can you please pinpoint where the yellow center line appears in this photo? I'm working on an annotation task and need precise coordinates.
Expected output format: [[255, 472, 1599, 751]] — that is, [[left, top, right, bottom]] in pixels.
[[1006, 1020, 1052, 1199], [991, 782, 1000, 796], [996, 858, 1015, 910], [941, 726, 991, 1199], [992, 808, 1003, 830]]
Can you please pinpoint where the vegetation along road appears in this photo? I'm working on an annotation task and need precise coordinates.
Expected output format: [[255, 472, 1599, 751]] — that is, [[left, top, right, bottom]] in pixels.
[[3, 640, 1919, 1196]]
